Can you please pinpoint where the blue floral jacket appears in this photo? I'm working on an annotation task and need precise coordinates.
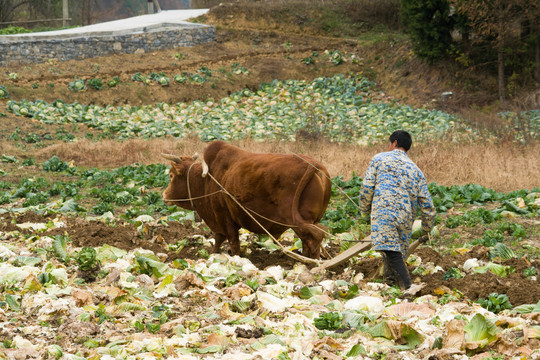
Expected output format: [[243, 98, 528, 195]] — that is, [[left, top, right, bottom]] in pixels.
[[359, 149, 436, 257]]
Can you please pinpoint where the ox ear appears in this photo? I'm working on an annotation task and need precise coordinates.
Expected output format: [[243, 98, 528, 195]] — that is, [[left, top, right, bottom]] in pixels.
[[170, 163, 186, 176]]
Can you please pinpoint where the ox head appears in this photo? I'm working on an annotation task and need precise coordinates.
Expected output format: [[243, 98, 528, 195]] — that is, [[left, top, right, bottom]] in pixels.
[[161, 153, 199, 208]]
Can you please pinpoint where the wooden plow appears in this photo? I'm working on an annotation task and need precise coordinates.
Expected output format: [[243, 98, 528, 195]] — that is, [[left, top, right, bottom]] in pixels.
[[309, 234, 429, 272]]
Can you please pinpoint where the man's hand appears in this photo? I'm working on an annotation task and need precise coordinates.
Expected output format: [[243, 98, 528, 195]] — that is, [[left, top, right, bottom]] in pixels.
[[418, 234, 430, 244]]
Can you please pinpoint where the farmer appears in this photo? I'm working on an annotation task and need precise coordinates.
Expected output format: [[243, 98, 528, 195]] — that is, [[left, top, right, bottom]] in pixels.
[[358, 130, 436, 289]]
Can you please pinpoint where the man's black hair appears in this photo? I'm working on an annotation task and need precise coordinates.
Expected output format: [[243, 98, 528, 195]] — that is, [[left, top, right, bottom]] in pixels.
[[389, 130, 412, 151]]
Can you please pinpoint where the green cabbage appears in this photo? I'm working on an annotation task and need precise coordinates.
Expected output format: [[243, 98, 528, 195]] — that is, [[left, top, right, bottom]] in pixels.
[[0, 85, 8, 99]]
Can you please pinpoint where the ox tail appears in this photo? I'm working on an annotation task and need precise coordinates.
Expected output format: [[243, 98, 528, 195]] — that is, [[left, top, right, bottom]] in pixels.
[[291, 158, 331, 259], [291, 160, 326, 226], [291, 163, 329, 258]]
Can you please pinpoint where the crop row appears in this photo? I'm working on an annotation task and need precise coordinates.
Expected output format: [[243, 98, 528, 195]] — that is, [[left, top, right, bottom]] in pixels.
[[0, 50, 354, 95], [1, 155, 538, 233], [4, 79, 539, 144], [65, 63, 250, 91], [6, 74, 472, 144]]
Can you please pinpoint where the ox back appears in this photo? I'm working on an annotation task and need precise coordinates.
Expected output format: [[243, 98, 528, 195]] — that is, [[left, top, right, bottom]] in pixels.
[[163, 141, 331, 259]]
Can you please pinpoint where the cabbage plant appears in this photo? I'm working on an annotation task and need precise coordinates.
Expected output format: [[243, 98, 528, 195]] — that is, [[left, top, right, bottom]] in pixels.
[[0, 85, 8, 98], [476, 293, 512, 313], [68, 79, 86, 91], [88, 78, 103, 90], [75, 247, 99, 271]]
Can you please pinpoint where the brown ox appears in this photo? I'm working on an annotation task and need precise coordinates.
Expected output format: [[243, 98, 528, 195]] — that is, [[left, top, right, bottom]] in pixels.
[[162, 141, 331, 259]]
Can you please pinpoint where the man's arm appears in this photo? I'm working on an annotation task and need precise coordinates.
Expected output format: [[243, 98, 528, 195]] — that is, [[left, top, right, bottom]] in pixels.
[[418, 178, 436, 233], [358, 159, 377, 215]]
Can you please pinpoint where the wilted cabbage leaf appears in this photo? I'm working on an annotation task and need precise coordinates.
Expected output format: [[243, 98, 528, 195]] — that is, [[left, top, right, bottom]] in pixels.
[[346, 344, 367, 357], [474, 263, 514, 277], [464, 313, 499, 349], [135, 254, 169, 278], [512, 300, 540, 314], [96, 244, 127, 262], [52, 235, 68, 263]]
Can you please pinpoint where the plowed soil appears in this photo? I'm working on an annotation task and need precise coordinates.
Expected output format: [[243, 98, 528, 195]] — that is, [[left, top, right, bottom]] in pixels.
[[2, 210, 538, 306]]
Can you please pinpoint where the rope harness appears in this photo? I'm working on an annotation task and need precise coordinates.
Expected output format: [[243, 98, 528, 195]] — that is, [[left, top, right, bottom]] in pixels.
[[291, 153, 361, 213], [163, 154, 370, 264], [205, 171, 321, 265], [163, 162, 224, 204], [163, 190, 224, 203]]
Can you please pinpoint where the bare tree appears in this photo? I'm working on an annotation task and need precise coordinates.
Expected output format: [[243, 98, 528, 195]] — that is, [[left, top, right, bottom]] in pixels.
[[0, 0, 31, 24]]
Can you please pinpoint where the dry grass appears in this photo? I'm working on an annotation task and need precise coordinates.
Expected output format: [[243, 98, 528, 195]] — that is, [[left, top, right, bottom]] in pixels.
[[414, 142, 540, 192], [35, 138, 540, 192]]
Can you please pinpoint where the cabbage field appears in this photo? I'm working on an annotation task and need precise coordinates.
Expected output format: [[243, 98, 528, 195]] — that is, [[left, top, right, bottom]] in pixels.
[[1, 70, 539, 359], [5, 74, 471, 144], [1, 19, 540, 360]]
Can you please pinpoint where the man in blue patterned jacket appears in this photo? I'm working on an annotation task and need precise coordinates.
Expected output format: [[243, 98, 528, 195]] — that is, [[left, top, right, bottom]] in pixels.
[[359, 130, 436, 289]]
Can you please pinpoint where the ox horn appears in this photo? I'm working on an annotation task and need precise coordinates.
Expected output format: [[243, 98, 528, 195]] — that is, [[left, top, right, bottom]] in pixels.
[[192, 152, 199, 160], [201, 159, 209, 178], [161, 153, 182, 163]]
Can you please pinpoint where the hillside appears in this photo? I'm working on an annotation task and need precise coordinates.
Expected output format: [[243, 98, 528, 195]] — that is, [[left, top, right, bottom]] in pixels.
[[0, 2, 539, 360], [0, 2, 465, 110]]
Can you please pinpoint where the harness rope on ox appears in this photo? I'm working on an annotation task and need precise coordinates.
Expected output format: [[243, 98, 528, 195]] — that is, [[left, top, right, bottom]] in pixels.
[[201, 155, 363, 241], [162, 190, 224, 203], [204, 170, 322, 266], [161, 153, 225, 204], [163, 151, 372, 266], [291, 153, 361, 213]]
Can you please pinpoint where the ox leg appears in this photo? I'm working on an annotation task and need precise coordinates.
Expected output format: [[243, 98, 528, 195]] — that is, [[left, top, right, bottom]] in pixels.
[[223, 221, 241, 255], [226, 228, 241, 256], [213, 233, 227, 253], [293, 224, 325, 259]]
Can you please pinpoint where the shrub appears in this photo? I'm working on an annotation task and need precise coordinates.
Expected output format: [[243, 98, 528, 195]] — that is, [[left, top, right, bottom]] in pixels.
[[0, 26, 31, 35]]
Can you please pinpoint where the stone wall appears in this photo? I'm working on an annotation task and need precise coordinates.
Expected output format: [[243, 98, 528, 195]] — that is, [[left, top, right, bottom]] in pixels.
[[0, 23, 215, 67]]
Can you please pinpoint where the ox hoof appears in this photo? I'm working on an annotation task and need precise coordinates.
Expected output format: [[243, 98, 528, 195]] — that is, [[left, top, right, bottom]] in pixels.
[[297, 270, 315, 284], [310, 266, 325, 276]]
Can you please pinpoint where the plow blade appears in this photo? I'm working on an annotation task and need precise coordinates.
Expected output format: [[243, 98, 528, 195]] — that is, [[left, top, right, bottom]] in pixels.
[[315, 235, 428, 271]]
